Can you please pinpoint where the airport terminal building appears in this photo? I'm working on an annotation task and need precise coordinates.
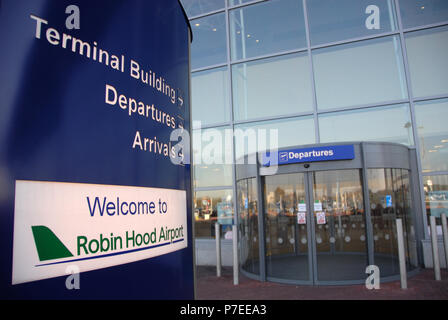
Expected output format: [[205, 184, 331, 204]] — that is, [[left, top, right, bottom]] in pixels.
[[180, 0, 448, 284]]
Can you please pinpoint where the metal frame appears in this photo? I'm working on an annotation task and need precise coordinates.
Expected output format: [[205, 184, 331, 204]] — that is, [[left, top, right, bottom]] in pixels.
[[237, 141, 422, 285], [188, 0, 448, 284]]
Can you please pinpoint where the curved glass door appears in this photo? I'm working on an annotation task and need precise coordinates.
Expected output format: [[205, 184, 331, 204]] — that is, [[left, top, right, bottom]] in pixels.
[[311, 170, 367, 282], [264, 173, 310, 281]]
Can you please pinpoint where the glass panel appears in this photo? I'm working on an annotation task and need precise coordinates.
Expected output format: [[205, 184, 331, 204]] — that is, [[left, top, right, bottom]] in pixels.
[[193, 127, 234, 188], [234, 116, 315, 161], [415, 98, 448, 173], [238, 178, 259, 275], [308, 0, 398, 46], [423, 175, 448, 230], [194, 189, 234, 238], [229, 0, 307, 61], [232, 53, 313, 121], [191, 13, 227, 69], [192, 67, 230, 126], [405, 26, 448, 98], [180, 0, 225, 17], [319, 104, 414, 146], [312, 170, 367, 281], [313, 36, 408, 110], [399, 0, 448, 29], [228, 0, 261, 6], [264, 173, 309, 281], [368, 168, 418, 276]]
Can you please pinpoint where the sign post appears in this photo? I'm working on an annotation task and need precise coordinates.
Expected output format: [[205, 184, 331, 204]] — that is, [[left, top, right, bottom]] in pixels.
[[0, 0, 193, 299]]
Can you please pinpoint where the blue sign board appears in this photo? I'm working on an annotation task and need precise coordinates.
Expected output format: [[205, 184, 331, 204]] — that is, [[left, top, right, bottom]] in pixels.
[[0, 0, 193, 299], [264, 145, 355, 166], [386, 195, 393, 207]]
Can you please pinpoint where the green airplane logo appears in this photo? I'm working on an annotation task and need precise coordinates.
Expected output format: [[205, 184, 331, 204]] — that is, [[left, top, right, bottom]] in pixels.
[[31, 226, 73, 261]]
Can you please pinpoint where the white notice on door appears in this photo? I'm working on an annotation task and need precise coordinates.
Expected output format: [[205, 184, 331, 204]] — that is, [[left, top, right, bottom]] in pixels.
[[316, 211, 326, 225], [297, 212, 306, 224], [314, 201, 322, 211]]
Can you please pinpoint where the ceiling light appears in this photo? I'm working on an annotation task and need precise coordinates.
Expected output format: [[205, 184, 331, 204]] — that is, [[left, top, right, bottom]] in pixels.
[[195, 23, 200, 27], [442, 139, 448, 143], [212, 28, 217, 32]]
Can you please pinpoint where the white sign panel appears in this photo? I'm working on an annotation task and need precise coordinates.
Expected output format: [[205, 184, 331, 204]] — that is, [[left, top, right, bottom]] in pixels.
[[316, 212, 326, 225], [12, 180, 188, 285], [314, 201, 323, 211], [298, 203, 307, 212], [297, 212, 306, 225]]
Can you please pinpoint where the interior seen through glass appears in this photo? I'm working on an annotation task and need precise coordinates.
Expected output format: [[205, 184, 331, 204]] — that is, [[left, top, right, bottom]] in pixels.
[[254, 168, 417, 283]]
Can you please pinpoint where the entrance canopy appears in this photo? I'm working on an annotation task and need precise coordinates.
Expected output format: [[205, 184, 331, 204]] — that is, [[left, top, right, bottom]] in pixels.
[[236, 142, 424, 285]]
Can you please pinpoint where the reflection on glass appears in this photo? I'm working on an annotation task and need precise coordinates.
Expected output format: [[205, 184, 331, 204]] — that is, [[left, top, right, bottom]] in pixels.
[[193, 127, 234, 188], [229, 0, 306, 61], [308, 0, 397, 46], [234, 116, 315, 161], [319, 104, 414, 146], [313, 36, 408, 110], [399, 0, 448, 29], [312, 170, 366, 281], [264, 173, 309, 281], [194, 189, 234, 238], [191, 13, 227, 69], [232, 53, 313, 121], [181, 0, 224, 17], [228, 0, 258, 6], [238, 178, 259, 275], [423, 175, 448, 230], [405, 26, 448, 98], [368, 168, 418, 276], [192, 67, 229, 126], [415, 98, 448, 173]]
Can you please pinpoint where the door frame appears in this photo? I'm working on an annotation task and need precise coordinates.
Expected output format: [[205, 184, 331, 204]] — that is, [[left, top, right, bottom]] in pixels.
[[304, 169, 369, 285]]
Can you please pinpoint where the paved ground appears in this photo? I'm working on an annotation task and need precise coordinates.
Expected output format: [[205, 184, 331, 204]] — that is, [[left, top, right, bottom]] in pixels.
[[195, 266, 448, 300]]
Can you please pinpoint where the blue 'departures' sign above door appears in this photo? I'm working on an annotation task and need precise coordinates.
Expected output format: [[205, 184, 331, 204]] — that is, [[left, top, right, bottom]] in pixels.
[[0, 0, 192, 299], [271, 145, 355, 165]]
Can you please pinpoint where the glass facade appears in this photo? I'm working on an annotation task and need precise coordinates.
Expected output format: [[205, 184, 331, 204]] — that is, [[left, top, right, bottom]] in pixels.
[[229, 0, 307, 61], [398, 0, 448, 29], [264, 173, 309, 280], [308, 0, 398, 45], [192, 67, 229, 126], [190, 13, 227, 69], [194, 189, 234, 238], [368, 168, 419, 275], [183, 0, 448, 281], [415, 98, 448, 173], [238, 178, 259, 274], [319, 104, 413, 145], [232, 53, 313, 121], [405, 26, 448, 98], [313, 36, 408, 110], [234, 116, 315, 160], [423, 175, 448, 226]]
